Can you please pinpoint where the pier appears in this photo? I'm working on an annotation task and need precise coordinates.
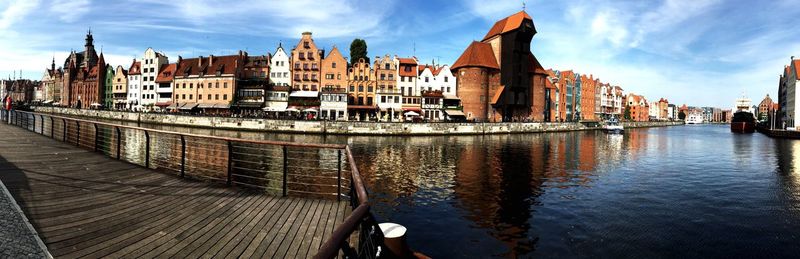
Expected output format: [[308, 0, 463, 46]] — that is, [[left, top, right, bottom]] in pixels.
[[0, 110, 383, 258]]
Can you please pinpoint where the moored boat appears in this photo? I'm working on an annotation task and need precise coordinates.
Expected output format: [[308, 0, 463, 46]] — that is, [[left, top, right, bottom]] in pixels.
[[603, 119, 624, 133], [731, 111, 755, 133]]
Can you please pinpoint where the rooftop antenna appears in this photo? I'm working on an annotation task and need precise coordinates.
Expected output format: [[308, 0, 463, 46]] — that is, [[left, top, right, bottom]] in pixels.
[[522, 1, 526, 11], [413, 41, 416, 57]]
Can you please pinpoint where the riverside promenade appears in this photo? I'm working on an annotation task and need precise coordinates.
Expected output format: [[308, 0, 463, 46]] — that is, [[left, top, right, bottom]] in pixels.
[[0, 111, 379, 258]]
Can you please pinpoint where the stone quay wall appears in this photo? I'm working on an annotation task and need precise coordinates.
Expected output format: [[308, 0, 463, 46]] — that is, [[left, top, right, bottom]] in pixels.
[[31, 107, 684, 135]]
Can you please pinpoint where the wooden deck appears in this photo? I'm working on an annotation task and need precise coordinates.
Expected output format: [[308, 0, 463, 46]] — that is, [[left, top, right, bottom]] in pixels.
[[0, 122, 350, 258]]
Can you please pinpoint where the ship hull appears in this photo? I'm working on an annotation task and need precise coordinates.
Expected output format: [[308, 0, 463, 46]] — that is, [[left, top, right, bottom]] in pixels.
[[730, 122, 755, 133]]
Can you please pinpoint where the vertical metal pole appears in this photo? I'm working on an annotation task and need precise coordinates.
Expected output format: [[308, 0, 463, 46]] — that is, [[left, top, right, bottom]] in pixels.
[[62, 118, 66, 142], [93, 123, 99, 152], [40, 115, 44, 134], [115, 126, 121, 160], [282, 145, 288, 197], [144, 130, 150, 168], [50, 117, 54, 137], [337, 149, 342, 201], [180, 135, 186, 178], [76, 121, 80, 147], [32, 114, 35, 132], [227, 141, 233, 186]]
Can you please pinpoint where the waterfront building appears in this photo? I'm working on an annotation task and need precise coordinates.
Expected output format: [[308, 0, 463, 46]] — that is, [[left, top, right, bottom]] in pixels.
[[174, 53, 243, 114], [112, 65, 127, 109], [126, 59, 142, 110], [422, 90, 444, 121], [594, 79, 602, 120], [347, 58, 376, 121], [375, 55, 401, 121], [263, 84, 289, 114], [394, 56, 421, 115], [321, 46, 347, 91], [320, 86, 348, 120], [291, 32, 324, 92], [234, 54, 270, 114], [579, 74, 597, 121], [451, 10, 548, 122], [779, 57, 800, 128], [155, 63, 176, 110], [702, 107, 714, 122], [613, 86, 624, 116], [667, 103, 676, 120], [269, 43, 291, 87], [544, 72, 557, 122], [599, 83, 623, 119], [758, 94, 775, 121], [62, 31, 107, 109], [140, 48, 169, 110], [649, 101, 660, 120], [626, 93, 649, 122], [41, 58, 64, 104], [104, 65, 114, 108], [6, 79, 38, 103]]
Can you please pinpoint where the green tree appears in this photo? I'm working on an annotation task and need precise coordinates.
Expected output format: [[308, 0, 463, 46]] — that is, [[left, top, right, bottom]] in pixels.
[[678, 111, 686, 120], [624, 105, 632, 121], [350, 38, 369, 64]]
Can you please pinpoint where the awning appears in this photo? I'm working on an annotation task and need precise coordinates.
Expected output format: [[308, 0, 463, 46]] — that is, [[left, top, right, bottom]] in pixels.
[[42, 100, 53, 104], [289, 91, 319, 98], [303, 107, 318, 113], [155, 102, 171, 107], [166, 103, 180, 109], [215, 104, 230, 109], [445, 110, 466, 117], [444, 94, 460, 100], [404, 111, 420, 116], [402, 107, 421, 112], [197, 103, 216, 109], [263, 102, 288, 112], [90, 103, 102, 107], [491, 85, 505, 105], [234, 102, 264, 108], [348, 105, 377, 110], [286, 107, 300, 112], [179, 103, 198, 110]]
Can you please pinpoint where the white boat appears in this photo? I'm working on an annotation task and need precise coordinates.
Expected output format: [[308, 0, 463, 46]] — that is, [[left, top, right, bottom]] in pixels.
[[686, 114, 704, 124], [603, 119, 624, 133]]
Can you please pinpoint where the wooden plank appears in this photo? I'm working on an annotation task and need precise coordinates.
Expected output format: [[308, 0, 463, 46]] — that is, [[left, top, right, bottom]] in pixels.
[[261, 198, 310, 258], [286, 199, 324, 258], [238, 197, 301, 259], [200, 195, 279, 259], [298, 199, 331, 258], [223, 196, 296, 259]]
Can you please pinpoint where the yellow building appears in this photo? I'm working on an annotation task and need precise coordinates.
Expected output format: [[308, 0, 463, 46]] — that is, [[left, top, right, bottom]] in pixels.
[[173, 53, 244, 114], [347, 58, 376, 120]]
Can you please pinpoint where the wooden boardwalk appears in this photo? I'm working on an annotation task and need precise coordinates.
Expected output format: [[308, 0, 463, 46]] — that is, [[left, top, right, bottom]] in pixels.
[[0, 122, 350, 258]]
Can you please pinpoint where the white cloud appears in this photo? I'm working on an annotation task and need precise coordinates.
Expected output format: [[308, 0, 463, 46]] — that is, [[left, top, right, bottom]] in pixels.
[[0, 0, 40, 29], [589, 11, 629, 47], [50, 0, 91, 23]]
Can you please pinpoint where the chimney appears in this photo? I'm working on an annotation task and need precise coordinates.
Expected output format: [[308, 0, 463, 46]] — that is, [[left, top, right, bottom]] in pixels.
[[177, 55, 182, 64], [198, 56, 203, 66], [209, 55, 214, 66]]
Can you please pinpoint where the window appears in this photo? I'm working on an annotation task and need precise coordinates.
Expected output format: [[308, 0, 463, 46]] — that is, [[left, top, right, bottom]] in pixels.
[[299, 53, 305, 59], [350, 85, 355, 92], [444, 77, 448, 82], [337, 73, 341, 80], [215, 94, 219, 100], [303, 41, 309, 48], [381, 96, 386, 103], [223, 94, 227, 100], [326, 74, 333, 79], [215, 82, 219, 88], [189, 94, 193, 100], [332, 62, 337, 68], [425, 77, 429, 82], [224, 82, 228, 88], [368, 86, 373, 92], [198, 94, 202, 100], [190, 83, 193, 89], [182, 94, 186, 99], [208, 94, 211, 100], [358, 85, 364, 92]]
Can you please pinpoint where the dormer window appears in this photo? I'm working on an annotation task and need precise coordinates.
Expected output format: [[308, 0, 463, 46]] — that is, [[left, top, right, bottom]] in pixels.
[[304, 41, 309, 48]]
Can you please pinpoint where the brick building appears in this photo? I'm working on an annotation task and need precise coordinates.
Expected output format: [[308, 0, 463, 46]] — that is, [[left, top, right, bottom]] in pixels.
[[291, 32, 324, 92], [62, 31, 107, 109]]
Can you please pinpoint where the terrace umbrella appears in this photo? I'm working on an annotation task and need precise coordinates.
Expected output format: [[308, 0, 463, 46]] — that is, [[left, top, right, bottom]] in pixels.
[[404, 111, 419, 116], [286, 107, 300, 113]]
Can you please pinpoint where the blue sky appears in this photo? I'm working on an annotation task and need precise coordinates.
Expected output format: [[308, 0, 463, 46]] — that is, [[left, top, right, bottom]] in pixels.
[[1, 0, 798, 107]]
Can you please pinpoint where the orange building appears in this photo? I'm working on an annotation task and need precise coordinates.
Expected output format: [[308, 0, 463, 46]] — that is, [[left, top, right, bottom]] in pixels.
[[173, 53, 244, 114], [291, 32, 324, 92], [626, 93, 650, 122], [347, 58, 377, 120], [580, 74, 597, 121], [321, 46, 347, 90]]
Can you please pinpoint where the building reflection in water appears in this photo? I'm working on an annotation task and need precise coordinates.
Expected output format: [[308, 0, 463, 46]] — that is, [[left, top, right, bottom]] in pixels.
[[774, 139, 800, 217]]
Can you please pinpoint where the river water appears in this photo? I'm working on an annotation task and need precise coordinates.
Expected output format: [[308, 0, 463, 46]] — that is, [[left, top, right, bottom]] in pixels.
[[84, 120, 800, 258]]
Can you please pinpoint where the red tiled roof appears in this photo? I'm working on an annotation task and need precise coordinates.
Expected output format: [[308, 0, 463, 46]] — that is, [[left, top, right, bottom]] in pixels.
[[451, 41, 499, 70], [528, 53, 546, 74], [794, 60, 800, 79], [418, 64, 431, 74], [482, 11, 533, 41], [422, 90, 444, 98], [491, 85, 505, 104], [397, 58, 417, 64], [399, 64, 417, 77], [156, 63, 176, 83], [545, 78, 556, 89], [128, 60, 141, 75], [176, 55, 240, 77]]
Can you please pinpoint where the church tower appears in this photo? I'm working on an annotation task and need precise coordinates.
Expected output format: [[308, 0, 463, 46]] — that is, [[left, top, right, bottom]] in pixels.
[[83, 30, 97, 68]]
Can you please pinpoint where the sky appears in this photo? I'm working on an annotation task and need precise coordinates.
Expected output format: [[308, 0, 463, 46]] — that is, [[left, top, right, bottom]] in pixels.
[[1, 0, 798, 108]]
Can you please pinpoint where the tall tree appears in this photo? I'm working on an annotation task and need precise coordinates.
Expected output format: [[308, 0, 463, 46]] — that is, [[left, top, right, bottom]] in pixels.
[[624, 105, 632, 121], [350, 39, 369, 64]]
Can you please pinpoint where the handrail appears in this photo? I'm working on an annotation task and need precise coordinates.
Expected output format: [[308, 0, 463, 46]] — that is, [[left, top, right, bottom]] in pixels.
[[23, 110, 347, 149]]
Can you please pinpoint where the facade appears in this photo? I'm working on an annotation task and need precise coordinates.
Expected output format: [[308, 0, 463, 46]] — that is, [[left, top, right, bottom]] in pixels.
[[421, 90, 444, 121], [41, 58, 64, 104], [320, 86, 348, 120], [451, 10, 548, 122], [155, 63, 176, 109], [347, 58, 377, 120], [579, 74, 597, 121], [126, 59, 142, 109], [395, 57, 421, 115], [375, 55, 401, 121], [269, 43, 291, 87], [263, 84, 289, 114], [104, 65, 115, 108], [62, 31, 106, 109], [291, 32, 324, 92], [235, 54, 270, 113], [112, 65, 128, 109], [321, 46, 347, 90], [779, 57, 800, 128], [141, 48, 169, 109], [626, 93, 649, 122], [667, 104, 676, 120], [758, 94, 774, 121], [173, 53, 244, 114]]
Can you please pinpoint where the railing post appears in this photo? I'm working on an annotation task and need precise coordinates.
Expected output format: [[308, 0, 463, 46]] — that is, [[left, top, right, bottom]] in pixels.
[[76, 121, 81, 146], [283, 145, 288, 197], [32, 114, 35, 132], [227, 140, 233, 186], [115, 126, 121, 160], [337, 149, 342, 201], [144, 130, 150, 168], [62, 118, 66, 142], [93, 123, 99, 152], [40, 115, 44, 134], [50, 117, 54, 137], [180, 135, 186, 178]]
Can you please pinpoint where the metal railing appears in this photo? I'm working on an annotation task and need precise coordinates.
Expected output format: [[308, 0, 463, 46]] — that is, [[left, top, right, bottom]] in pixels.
[[2, 109, 385, 258]]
